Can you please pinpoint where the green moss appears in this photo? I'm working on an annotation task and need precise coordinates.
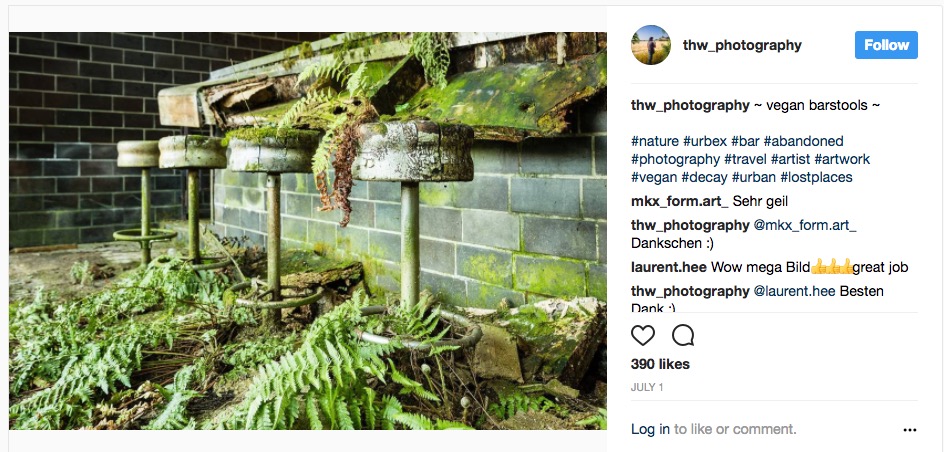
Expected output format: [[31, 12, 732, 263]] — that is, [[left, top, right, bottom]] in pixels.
[[515, 255, 586, 299], [280, 250, 356, 274], [228, 101, 300, 128], [224, 127, 320, 148], [395, 51, 606, 139], [500, 303, 580, 377], [185, 135, 220, 149], [588, 265, 606, 301], [280, 41, 313, 70], [462, 253, 509, 287], [467, 282, 522, 309], [419, 183, 456, 207]]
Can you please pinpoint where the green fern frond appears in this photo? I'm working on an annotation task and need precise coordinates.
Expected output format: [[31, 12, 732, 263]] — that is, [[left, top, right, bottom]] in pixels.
[[411, 32, 452, 89]]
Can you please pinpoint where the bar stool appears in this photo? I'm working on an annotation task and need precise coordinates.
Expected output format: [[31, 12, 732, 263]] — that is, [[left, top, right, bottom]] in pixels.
[[112, 140, 177, 266], [352, 120, 482, 349], [224, 129, 323, 326], [158, 135, 229, 271]]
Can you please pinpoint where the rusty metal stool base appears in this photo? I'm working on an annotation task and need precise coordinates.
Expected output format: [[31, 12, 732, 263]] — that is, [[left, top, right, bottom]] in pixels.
[[225, 280, 324, 310], [355, 305, 483, 351]]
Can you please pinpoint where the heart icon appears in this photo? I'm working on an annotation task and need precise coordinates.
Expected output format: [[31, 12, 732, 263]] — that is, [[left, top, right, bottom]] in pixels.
[[632, 325, 655, 346]]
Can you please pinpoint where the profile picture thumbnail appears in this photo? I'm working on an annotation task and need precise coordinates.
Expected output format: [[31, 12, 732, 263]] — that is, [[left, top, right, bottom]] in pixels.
[[633, 25, 671, 65]]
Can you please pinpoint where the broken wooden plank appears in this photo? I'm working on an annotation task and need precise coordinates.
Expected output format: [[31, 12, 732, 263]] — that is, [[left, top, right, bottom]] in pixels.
[[11, 244, 78, 254], [280, 261, 363, 290]]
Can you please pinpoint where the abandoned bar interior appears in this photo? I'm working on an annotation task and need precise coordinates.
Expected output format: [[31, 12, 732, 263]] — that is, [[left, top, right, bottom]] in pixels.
[[9, 32, 607, 431]]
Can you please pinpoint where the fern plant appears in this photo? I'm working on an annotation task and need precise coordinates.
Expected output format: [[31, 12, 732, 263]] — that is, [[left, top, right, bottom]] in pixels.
[[277, 33, 453, 228], [145, 363, 205, 430], [576, 408, 607, 430], [411, 32, 452, 89], [277, 57, 378, 228], [214, 290, 469, 430], [487, 392, 563, 421], [9, 258, 235, 430]]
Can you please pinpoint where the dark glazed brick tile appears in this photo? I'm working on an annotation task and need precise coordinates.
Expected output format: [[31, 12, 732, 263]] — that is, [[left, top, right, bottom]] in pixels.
[[113, 128, 143, 142], [18, 108, 55, 125], [173, 71, 201, 85], [92, 79, 123, 95], [124, 51, 153, 67], [184, 57, 209, 72], [56, 110, 90, 126], [154, 54, 182, 70], [80, 127, 113, 143], [57, 76, 91, 93], [19, 38, 55, 56], [92, 46, 123, 63], [183, 32, 210, 42], [79, 62, 111, 78], [80, 161, 116, 176], [236, 35, 259, 49], [113, 97, 143, 112], [124, 82, 153, 97], [19, 73, 54, 90], [145, 68, 173, 83], [113, 33, 143, 50], [82, 95, 112, 111], [201, 44, 227, 59], [11, 91, 42, 107], [92, 177, 124, 192], [10, 55, 43, 72], [44, 126, 79, 142], [17, 143, 54, 159], [57, 177, 91, 193], [44, 92, 79, 109], [80, 194, 114, 209], [43, 194, 79, 209], [210, 33, 235, 46], [174, 40, 201, 56], [10, 196, 43, 212], [11, 160, 43, 177], [42, 58, 78, 75], [44, 32, 78, 42], [227, 47, 252, 62], [79, 32, 112, 46], [91, 144, 118, 159], [92, 112, 123, 127], [56, 42, 90, 60], [16, 177, 56, 194], [113, 65, 143, 81], [144, 37, 172, 53], [55, 143, 91, 159], [11, 125, 44, 142], [125, 114, 153, 128]]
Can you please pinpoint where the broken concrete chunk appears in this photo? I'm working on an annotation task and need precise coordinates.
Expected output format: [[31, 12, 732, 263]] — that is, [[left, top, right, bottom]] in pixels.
[[472, 324, 523, 383], [499, 297, 606, 386], [544, 378, 579, 400]]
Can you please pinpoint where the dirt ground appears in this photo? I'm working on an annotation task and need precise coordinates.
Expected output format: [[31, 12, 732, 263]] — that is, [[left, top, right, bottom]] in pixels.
[[9, 241, 177, 303]]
